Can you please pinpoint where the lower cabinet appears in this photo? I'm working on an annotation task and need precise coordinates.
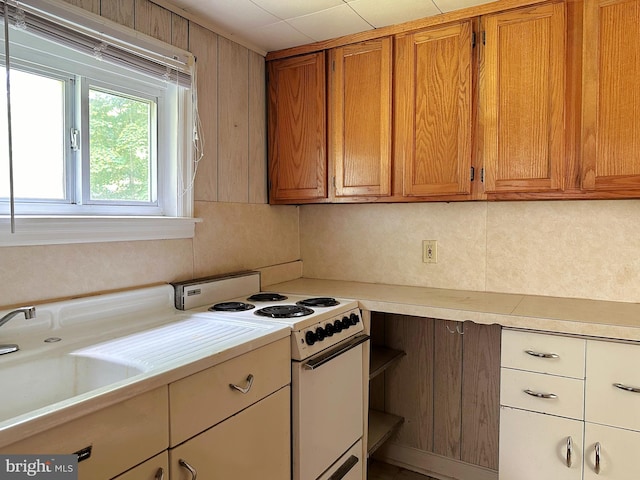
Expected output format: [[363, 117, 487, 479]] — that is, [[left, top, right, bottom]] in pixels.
[[112, 452, 168, 480], [499, 407, 583, 480], [369, 314, 501, 478], [0, 387, 169, 480], [500, 329, 640, 480], [169, 386, 290, 480], [583, 423, 640, 480]]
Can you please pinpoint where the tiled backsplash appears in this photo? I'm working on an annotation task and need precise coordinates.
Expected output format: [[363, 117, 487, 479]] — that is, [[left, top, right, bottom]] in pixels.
[[300, 200, 640, 303]]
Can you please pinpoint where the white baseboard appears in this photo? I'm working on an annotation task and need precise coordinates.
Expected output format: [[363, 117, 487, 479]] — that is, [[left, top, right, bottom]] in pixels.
[[373, 443, 498, 480]]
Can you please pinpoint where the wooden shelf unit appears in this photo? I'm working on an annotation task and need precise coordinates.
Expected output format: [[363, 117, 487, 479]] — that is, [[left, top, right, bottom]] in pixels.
[[368, 410, 404, 457], [368, 344, 406, 457]]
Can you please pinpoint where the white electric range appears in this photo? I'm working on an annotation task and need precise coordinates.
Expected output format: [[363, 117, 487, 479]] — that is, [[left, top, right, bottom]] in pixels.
[[173, 271, 367, 480]]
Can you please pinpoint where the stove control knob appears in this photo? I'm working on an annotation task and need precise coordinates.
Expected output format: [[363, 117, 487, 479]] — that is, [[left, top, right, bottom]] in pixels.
[[341, 316, 351, 329], [349, 312, 360, 325], [315, 327, 326, 341], [325, 323, 335, 336], [305, 330, 317, 346], [333, 320, 343, 332]]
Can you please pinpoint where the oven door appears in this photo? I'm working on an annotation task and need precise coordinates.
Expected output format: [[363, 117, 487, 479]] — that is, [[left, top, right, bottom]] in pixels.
[[293, 334, 368, 480]]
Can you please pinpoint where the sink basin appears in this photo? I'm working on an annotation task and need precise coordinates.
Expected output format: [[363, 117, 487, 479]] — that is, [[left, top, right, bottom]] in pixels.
[[1, 353, 146, 422]]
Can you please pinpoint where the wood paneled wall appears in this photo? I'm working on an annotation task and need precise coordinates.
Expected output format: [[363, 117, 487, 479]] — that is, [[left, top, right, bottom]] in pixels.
[[370, 312, 501, 471], [63, 0, 268, 204]]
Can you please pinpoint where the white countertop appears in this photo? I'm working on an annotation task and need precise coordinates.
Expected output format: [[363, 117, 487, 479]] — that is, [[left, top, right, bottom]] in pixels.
[[269, 278, 640, 342]]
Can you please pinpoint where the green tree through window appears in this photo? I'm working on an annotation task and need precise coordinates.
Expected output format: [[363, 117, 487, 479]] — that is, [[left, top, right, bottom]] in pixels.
[[89, 89, 153, 202]]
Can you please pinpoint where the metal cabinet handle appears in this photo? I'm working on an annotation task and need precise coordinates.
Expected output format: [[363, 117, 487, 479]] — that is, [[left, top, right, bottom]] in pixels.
[[229, 374, 254, 394], [566, 436, 573, 468], [613, 382, 640, 394], [594, 442, 601, 474], [525, 349, 559, 359], [524, 388, 558, 399], [179, 459, 197, 480], [155, 467, 164, 480]]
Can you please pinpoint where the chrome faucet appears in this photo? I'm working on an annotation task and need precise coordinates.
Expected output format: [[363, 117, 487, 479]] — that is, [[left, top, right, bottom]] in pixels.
[[0, 306, 36, 355]]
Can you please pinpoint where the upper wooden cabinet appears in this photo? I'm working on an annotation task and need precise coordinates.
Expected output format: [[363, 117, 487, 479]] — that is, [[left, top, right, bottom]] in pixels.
[[480, 2, 566, 195], [329, 39, 392, 199], [395, 21, 474, 198], [267, 0, 640, 203], [581, 0, 640, 193], [267, 52, 327, 203]]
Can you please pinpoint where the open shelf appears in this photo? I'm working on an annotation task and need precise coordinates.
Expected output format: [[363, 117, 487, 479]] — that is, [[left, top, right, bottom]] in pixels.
[[367, 409, 404, 457], [370, 345, 405, 380]]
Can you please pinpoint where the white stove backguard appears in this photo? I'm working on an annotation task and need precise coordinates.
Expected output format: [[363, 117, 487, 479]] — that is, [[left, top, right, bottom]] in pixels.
[[172, 271, 260, 310]]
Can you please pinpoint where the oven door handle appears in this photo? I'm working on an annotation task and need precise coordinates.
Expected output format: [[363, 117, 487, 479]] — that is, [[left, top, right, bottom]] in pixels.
[[302, 334, 369, 370], [327, 455, 359, 480]]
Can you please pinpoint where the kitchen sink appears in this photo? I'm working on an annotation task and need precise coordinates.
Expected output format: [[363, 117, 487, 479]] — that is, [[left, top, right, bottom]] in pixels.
[[1, 353, 147, 422]]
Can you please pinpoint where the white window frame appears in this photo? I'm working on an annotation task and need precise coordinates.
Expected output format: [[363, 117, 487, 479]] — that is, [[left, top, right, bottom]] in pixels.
[[0, 0, 199, 246]]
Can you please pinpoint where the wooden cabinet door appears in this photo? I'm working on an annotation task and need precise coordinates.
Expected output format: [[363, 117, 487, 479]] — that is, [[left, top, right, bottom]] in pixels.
[[267, 52, 326, 203], [329, 38, 392, 198], [481, 3, 566, 194], [499, 407, 583, 480], [395, 21, 473, 197], [170, 387, 290, 480], [581, 0, 640, 193]]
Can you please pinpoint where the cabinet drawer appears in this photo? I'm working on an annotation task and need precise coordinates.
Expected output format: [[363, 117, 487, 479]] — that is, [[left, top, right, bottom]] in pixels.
[[502, 329, 585, 378], [169, 337, 290, 446], [501, 368, 584, 420], [585, 340, 640, 432], [1, 387, 168, 480]]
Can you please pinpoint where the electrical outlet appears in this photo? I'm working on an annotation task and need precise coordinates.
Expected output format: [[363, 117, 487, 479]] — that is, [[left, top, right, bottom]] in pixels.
[[423, 240, 437, 264]]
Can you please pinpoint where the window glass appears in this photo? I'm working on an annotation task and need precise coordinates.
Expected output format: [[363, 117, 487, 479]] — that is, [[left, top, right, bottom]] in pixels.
[[88, 88, 155, 203], [0, 69, 66, 201]]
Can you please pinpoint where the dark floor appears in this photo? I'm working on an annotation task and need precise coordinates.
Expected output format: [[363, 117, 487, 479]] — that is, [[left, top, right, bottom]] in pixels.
[[368, 460, 436, 480]]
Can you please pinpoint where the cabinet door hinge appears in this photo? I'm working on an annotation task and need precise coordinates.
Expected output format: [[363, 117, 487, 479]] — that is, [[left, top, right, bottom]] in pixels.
[[332, 176, 336, 188], [482, 31, 486, 45], [332, 60, 335, 72], [470, 166, 475, 181], [481, 167, 485, 183], [472, 32, 476, 48]]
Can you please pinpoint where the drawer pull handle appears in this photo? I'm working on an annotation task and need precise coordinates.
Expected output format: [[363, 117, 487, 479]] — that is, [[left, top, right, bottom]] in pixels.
[[525, 349, 559, 359], [229, 374, 254, 394], [155, 468, 164, 480], [524, 389, 558, 399], [566, 436, 573, 468], [613, 382, 640, 394], [594, 442, 601, 474], [179, 459, 197, 480]]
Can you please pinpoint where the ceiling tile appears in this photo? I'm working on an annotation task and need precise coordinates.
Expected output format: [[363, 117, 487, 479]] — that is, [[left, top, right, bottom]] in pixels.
[[433, 0, 493, 13], [168, 0, 280, 32], [287, 4, 374, 42], [249, 0, 345, 20], [348, 0, 441, 28], [242, 21, 316, 52]]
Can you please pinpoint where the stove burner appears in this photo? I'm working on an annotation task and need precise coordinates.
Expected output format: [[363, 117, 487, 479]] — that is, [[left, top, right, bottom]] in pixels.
[[209, 301, 255, 312], [254, 305, 314, 318], [296, 297, 340, 307], [247, 293, 288, 302]]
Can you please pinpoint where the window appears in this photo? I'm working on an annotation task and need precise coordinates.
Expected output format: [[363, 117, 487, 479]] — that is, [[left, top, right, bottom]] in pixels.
[[0, 1, 199, 245]]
